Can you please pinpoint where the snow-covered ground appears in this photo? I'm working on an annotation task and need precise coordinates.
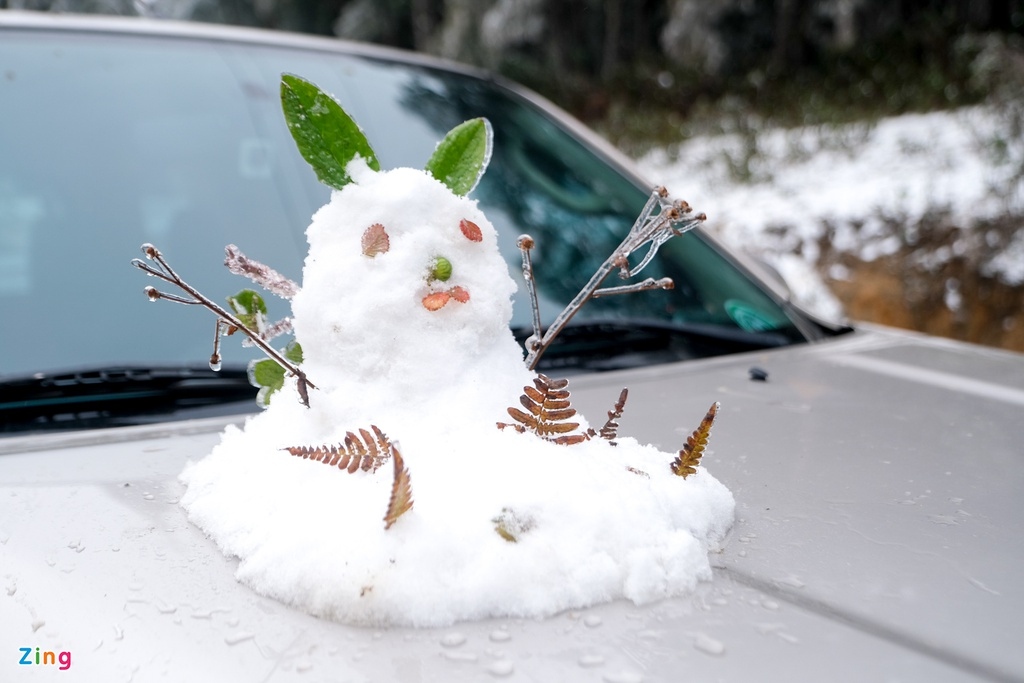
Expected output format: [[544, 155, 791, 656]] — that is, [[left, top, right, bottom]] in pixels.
[[639, 107, 1024, 322]]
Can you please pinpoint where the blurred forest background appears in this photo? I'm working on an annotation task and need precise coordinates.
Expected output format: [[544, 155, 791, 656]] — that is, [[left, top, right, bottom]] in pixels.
[[7, 0, 1024, 349]]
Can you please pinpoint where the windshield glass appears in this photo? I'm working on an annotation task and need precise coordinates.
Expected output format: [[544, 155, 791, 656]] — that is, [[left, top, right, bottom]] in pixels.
[[0, 29, 805, 381]]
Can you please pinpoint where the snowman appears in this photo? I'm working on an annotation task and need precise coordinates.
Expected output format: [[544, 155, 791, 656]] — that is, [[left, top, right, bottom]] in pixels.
[[171, 77, 734, 627]]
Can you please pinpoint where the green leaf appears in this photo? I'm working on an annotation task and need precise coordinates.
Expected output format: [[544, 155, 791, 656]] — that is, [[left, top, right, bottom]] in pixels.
[[227, 289, 268, 333], [425, 118, 492, 196], [246, 341, 303, 407], [280, 74, 380, 190], [249, 358, 286, 407], [283, 340, 304, 364]]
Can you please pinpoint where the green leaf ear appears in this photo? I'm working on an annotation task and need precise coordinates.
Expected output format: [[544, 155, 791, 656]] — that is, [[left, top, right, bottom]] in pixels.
[[281, 74, 380, 189], [425, 118, 493, 196]]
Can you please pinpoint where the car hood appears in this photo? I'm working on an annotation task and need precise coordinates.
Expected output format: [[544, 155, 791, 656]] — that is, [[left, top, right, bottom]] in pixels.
[[2, 324, 1022, 682]]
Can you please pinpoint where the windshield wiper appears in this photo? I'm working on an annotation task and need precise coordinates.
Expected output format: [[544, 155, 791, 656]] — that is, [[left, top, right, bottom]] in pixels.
[[513, 318, 799, 372], [0, 364, 258, 433]]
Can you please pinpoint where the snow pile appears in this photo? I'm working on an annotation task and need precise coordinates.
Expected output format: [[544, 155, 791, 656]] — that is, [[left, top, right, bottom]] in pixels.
[[180, 161, 734, 627], [641, 107, 1024, 318]]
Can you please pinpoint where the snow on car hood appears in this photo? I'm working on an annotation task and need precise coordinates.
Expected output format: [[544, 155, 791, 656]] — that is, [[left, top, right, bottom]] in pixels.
[[1, 325, 1022, 682]]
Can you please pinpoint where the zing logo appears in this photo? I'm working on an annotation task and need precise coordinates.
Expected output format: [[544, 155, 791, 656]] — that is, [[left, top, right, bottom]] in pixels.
[[18, 647, 72, 671]]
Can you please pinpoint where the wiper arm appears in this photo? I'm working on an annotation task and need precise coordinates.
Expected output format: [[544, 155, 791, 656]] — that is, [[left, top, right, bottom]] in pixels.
[[0, 364, 257, 431], [513, 318, 798, 372]]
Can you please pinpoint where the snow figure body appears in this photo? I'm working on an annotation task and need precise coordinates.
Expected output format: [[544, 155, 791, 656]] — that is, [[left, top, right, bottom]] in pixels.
[[180, 161, 734, 626]]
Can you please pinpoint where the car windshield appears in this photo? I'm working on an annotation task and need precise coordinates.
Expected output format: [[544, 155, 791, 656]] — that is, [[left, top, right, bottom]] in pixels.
[[0, 27, 816, 391]]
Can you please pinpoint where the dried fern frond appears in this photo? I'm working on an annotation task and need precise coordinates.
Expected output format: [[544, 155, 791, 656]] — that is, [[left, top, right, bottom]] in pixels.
[[283, 425, 394, 474], [384, 447, 413, 530], [497, 374, 591, 445], [671, 402, 719, 478], [597, 388, 629, 443]]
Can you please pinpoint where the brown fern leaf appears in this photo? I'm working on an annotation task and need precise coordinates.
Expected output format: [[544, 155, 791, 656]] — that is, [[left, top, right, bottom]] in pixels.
[[384, 447, 413, 530], [671, 402, 719, 478], [552, 433, 589, 445], [598, 388, 629, 443], [497, 373, 592, 445], [283, 424, 394, 474]]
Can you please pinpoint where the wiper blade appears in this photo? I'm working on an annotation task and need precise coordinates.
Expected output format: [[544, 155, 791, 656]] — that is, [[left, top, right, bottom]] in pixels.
[[513, 318, 798, 372], [0, 364, 258, 432]]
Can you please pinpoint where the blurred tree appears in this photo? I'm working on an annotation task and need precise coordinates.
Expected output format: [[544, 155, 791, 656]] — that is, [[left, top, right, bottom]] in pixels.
[[8, 0, 1021, 121]]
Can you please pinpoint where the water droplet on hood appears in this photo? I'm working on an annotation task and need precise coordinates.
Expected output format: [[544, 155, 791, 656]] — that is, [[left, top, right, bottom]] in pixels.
[[487, 659, 514, 677], [441, 632, 467, 648], [488, 629, 511, 643], [225, 632, 254, 646], [693, 633, 725, 656]]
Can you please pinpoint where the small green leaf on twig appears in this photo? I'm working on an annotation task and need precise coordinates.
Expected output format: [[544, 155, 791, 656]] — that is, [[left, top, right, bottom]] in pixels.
[[250, 358, 284, 407], [227, 289, 268, 335], [248, 340, 303, 407], [283, 340, 303, 364], [281, 74, 380, 189], [425, 118, 492, 196]]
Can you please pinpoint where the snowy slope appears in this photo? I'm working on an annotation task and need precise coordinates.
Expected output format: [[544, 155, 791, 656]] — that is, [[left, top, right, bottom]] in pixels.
[[639, 107, 1023, 321]]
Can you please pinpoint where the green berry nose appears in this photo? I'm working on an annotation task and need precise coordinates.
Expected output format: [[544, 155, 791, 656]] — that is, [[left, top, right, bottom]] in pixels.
[[430, 256, 453, 282]]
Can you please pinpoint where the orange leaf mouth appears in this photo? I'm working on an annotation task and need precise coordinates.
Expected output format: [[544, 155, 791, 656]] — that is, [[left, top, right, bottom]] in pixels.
[[422, 291, 451, 310], [422, 287, 470, 310]]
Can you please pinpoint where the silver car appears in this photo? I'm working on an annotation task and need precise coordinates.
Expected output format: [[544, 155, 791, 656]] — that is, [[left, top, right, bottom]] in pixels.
[[1, 11, 1022, 682]]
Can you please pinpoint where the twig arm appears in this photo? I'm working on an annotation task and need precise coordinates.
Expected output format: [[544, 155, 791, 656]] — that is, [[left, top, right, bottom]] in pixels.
[[517, 235, 543, 352], [521, 187, 705, 371], [592, 277, 674, 298], [132, 243, 316, 406]]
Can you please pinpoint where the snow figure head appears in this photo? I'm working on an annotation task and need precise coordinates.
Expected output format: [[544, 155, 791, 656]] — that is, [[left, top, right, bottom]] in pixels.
[[290, 160, 530, 419]]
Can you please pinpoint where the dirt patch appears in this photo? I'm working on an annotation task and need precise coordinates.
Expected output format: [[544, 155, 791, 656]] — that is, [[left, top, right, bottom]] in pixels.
[[817, 212, 1024, 352]]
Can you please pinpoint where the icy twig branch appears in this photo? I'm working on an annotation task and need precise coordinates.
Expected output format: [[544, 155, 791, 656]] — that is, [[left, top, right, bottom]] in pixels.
[[591, 277, 674, 298], [521, 186, 705, 370], [132, 243, 315, 407], [517, 235, 543, 350], [224, 244, 300, 300], [224, 245, 297, 345], [244, 316, 294, 347]]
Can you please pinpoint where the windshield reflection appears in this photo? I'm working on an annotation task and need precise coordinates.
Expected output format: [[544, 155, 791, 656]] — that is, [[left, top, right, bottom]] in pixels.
[[0, 31, 804, 380]]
